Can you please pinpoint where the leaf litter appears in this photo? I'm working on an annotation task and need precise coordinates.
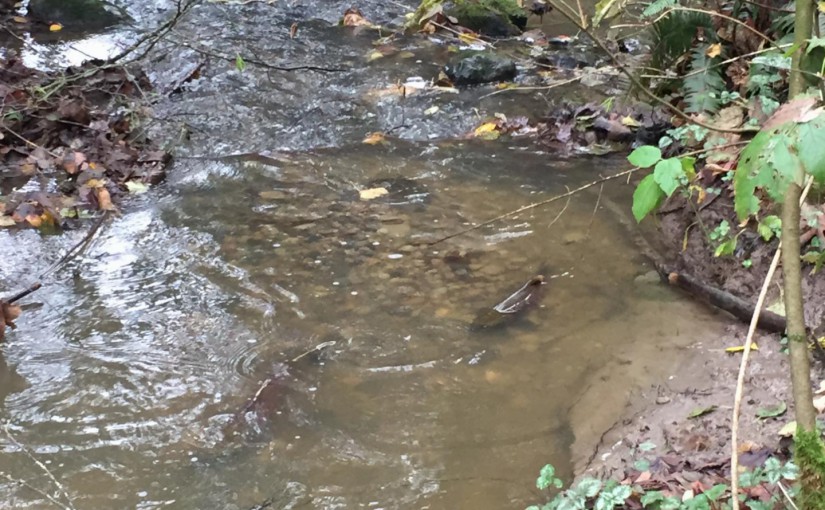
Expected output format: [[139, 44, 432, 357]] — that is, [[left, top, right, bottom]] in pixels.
[[0, 56, 171, 231]]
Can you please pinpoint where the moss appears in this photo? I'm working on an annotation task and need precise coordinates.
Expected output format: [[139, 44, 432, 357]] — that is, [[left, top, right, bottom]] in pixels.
[[795, 428, 825, 509], [450, 0, 528, 36]]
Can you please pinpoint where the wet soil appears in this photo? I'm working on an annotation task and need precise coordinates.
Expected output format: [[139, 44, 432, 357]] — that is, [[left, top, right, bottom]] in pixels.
[[575, 190, 825, 492]]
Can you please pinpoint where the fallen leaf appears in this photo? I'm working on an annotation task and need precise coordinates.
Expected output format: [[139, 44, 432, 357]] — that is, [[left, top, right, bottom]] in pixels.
[[289, 22, 298, 39], [125, 181, 150, 194], [706, 43, 722, 58], [49, 23, 62, 32], [424, 106, 440, 115], [0, 216, 15, 227], [12, 16, 28, 23], [778, 421, 797, 437], [725, 343, 758, 353], [367, 50, 385, 62], [0, 300, 22, 341], [687, 405, 717, 419], [362, 132, 386, 145], [342, 8, 371, 27], [621, 115, 641, 127], [474, 122, 500, 140], [62, 151, 86, 174], [25, 214, 42, 228], [814, 394, 825, 413], [96, 187, 115, 211], [359, 187, 389, 200], [756, 401, 787, 419]]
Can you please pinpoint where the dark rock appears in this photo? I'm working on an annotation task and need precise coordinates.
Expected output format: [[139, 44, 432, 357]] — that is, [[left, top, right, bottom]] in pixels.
[[444, 51, 517, 85], [447, 0, 528, 37], [28, 0, 125, 29]]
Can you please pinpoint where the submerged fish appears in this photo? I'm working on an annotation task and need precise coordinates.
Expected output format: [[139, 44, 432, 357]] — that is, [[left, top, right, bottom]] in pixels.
[[470, 272, 547, 331]]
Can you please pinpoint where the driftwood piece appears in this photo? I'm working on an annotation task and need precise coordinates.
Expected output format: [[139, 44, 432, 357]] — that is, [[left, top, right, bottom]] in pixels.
[[659, 268, 787, 334]]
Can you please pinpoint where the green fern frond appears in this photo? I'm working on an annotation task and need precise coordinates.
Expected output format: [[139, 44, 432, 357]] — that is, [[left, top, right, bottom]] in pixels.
[[649, 11, 715, 71], [683, 44, 725, 114], [642, 0, 676, 18]]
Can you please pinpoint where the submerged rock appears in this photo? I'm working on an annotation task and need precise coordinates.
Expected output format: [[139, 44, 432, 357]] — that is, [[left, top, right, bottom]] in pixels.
[[447, 0, 528, 37], [445, 51, 517, 85]]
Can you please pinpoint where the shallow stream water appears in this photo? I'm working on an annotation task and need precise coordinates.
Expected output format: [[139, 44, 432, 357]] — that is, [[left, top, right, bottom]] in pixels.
[[0, 1, 729, 509]]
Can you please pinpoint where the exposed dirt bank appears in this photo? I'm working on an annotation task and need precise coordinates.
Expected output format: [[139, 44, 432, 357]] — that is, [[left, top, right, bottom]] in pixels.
[[572, 191, 825, 494]]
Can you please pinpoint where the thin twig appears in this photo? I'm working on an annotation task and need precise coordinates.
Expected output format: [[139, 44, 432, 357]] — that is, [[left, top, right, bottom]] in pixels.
[[426, 167, 638, 246], [1, 126, 60, 158], [478, 76, 582, 100], [777, 481, 800, 510], [3, 424, 76, 510], [547, 187, 572, 228], [0, 471, 73, 510], [586, 183, 604, 237], [39, 212, 109, 280], [730, 175, 815, 508]]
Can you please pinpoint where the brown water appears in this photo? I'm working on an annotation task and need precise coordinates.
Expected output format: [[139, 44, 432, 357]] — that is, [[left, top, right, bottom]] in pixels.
[[0, 140, 727, 509]]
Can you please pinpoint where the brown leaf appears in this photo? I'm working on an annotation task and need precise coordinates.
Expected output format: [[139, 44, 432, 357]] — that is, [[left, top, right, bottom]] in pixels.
[[342, 8, 371, 27], [96, 187, 115, 211], [62, 151, 86, 174], [763, 96, 819, 130], [290, 22, 298, 39], [57, 97, 91, 125], [0, 300, 22, 341]]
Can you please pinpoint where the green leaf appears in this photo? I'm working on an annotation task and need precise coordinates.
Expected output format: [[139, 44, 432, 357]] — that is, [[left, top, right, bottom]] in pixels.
[[704, 484, 727, 501], [634, 459, 650, 471], [235, 53, 246, 72], [758, 215, 782, 240], [628, 146, 662, 168], [594, 485, 632, 510], [592, 0, 628, 26], [638, 441, 656, 452], [653, 158, 685, 196], [684, 45, 725, 114], [714, 238, 737, 257], [632, 174, 666, 222], [756, 401, 787, 419], [681, 156, 697, 180], [796, 113, 825, 181], [642, 0, 676, 16], [640, 491, 665, 507], [688, 405, 717, 418], [574, 478, 602, 498], [807, 36, 825, 54]]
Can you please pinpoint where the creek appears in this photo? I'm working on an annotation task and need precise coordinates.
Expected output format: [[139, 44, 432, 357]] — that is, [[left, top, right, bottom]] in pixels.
[[0, 1, 730, 508]]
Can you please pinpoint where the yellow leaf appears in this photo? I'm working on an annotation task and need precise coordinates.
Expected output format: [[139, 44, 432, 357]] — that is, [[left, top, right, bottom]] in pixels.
[[725, 343, 758, 353], [423, 106, 440, 115], [12, 16, 27, 23], [359, 187, 389, 200], [49, 23, 63, 32], [706, 43, 722, 58], [621, 116, 640, 127], [458, 32, 481, 45], [362, 132, 386, 145], [85, 179, 105, 188], [819, 1, 825, 13], [0, 216, 15, 227], [473, 122, 498, 136], [398, 51, 416, 59], [367, 50, 384, 62]]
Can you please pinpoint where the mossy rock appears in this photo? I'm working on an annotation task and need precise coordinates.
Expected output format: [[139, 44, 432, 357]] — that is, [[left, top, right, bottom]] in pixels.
[[448, 0, 528, 37], [28, 0, 125, 29], [444, 51, 517, 85]]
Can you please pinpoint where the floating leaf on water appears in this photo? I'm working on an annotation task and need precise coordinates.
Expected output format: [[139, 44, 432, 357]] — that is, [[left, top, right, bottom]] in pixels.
[[362, 132, 386, 145], [398, 51, 416, 59], [125, 181, 150, 194], [359, 187, 389, 200], [49, 23, 63, 32], [725, 343, 758, 353], [235, 54, 246, 72], [12, 16, 27, 23], [423, 106, 439, 115], [756, 401, 787, 419], [367, 50, 384, 62], [289, 22, 298, 39], [687, 405, 717, 419]]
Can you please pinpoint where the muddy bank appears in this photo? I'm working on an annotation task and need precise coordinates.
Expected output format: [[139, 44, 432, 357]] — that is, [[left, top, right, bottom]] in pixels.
[[573, 191, 825, 492]]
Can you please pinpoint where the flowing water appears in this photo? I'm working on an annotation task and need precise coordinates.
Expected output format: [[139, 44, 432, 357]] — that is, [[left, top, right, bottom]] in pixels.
[[0, 1, 729, 509]]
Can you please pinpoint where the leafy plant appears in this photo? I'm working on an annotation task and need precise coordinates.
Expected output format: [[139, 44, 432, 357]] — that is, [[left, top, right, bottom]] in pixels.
[[683, 44, 726, 114], [628, 146, 695, 222]]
